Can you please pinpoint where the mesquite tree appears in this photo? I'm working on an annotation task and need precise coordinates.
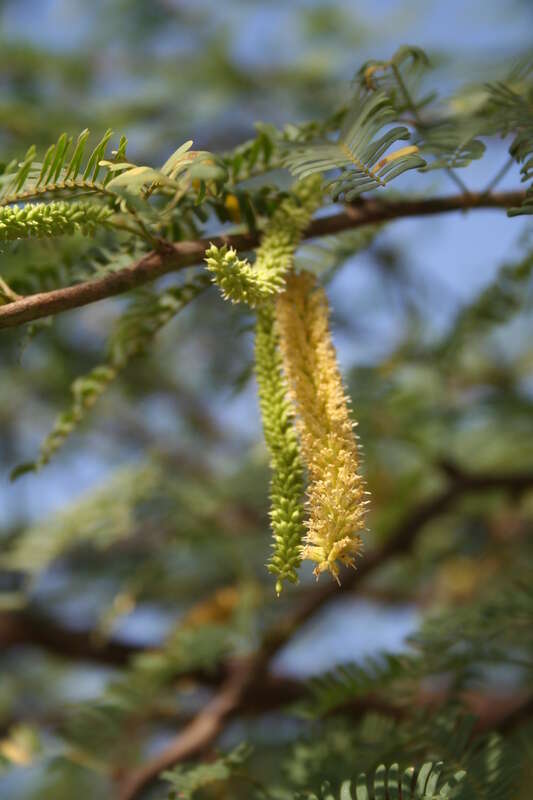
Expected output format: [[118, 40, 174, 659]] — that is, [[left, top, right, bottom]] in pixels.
[[0, 8, 532, 800]]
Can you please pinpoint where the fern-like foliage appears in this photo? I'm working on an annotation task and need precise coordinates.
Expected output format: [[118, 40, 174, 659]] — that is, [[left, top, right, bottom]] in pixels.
[[4, 464, 160, 572], [355, 46, 486, 175], [301, 653, 417, 718], [420, 719, 516, 800], [10, 364, 117, 480], [412, 580, 533, 665], [302, 761, 465, 800], [107, 274, 211, 367], [485, 78, 533, 215], [0, 236, 144, 299], [486, 80, 533, 174], [62, 614, 245, 764], [221, 109, 347, 185], [298, 571, 533, 719], [283, 90, 425, 200], [418, 121, 486, 171], [102, 139, 226, 209], [161, 743, 251, 799], [12, 275, 210, 477], [0, 128, 125, 205], [356, 45, 434, 115]]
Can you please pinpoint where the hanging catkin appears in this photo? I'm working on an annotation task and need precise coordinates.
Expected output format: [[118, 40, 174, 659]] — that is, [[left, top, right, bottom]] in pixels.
[[206, 178, 321, 593], [276, 271, 368, 581], [255, 304, 305, 594]]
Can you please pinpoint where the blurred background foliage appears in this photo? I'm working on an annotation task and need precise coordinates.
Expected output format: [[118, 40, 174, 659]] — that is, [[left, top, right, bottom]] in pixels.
[[0, 1, 532, 798]]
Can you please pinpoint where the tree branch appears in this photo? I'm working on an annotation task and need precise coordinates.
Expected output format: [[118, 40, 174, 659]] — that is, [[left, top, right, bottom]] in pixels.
[[115, 659, 254, 800], [0, 608, 141, 666], [0, 190, 524, 330]]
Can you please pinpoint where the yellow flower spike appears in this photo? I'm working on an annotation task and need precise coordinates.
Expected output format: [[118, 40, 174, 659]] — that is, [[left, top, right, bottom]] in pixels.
[[276, 271, 368, 581]]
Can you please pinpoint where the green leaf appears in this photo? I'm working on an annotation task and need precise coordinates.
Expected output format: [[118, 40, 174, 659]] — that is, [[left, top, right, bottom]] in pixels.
[[161, 743, 252, 799], [311, 762, 465, 800], [0, 129, 125, 204], [283, 90, 425, 199]]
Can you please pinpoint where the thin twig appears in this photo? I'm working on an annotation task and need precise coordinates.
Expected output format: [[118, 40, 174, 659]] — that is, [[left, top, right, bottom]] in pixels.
[[481, 156, 516, 196], [444, 166, 472, 197], [115, 660, 255, 800], [0, 276, 21, 303], [390, 63, 471, 198]]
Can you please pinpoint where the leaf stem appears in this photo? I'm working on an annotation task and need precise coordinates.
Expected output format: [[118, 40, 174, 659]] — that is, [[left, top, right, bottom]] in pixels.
[[391, 62, 471, 198], [481, 156, 515, 196]]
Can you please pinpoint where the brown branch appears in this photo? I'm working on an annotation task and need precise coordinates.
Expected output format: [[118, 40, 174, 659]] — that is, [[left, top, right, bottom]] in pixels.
[[494, 694, 533, 734], [114, 465, 533, 800], [115, 659, 255, 800], [241, 682, 533, 733], [0, 608, 142, 666], [0, 190, 524, 330]]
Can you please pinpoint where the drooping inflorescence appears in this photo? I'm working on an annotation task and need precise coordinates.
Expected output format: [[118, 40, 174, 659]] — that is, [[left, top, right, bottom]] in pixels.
[[205, 178, 327, 591], [255, 304, 306, 594], [276, 271, 367, 581], [206, 176, 368, 588]]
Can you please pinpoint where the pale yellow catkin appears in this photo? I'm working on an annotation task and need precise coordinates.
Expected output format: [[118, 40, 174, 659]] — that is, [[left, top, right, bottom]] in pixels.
[[276, 271, 367, 581]]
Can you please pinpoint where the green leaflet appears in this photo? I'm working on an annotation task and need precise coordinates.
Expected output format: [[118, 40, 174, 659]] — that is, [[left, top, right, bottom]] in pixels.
[[12, 276, 210, 479], [205, 176, 322, 307], [306, 761, 465, 800], [356, 46, 432, 115], [161, 743, 252, 799], [11, 364, 118, 480], [282, 91, 425, 200], [486, 79, 533, 214], [4, 465, 160, 572], [255, 304, 305, 593], [107, 274, 211, 368], [0, 129, 125, 206], [0, 201, 114, 242]]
